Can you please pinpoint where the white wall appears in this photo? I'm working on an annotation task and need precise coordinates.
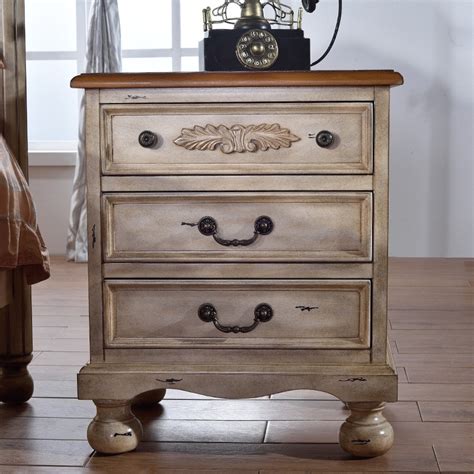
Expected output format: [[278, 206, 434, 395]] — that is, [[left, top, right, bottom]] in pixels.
[[302, 0, 473, 256], [28, 0, 473, 257], [29, 165, 75, 256]]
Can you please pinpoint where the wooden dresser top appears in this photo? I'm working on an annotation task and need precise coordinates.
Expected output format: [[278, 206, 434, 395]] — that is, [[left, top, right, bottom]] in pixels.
[[71, 70, 403, 89]]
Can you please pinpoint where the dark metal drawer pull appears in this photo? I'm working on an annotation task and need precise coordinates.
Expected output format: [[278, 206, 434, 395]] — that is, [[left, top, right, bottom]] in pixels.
[[186, 215, 273, 247], [316, 130, 334, 148], [138, 130, 158, 148], [198, 303, 273, 334]]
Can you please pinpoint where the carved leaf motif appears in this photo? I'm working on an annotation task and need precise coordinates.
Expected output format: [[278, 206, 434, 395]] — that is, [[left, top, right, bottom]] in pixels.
[[173, 123, 300, 154], [244, 123, 300, 152]]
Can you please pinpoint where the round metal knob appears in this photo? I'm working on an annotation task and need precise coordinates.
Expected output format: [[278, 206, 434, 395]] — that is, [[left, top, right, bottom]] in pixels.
[[198, 217, 218, 236], [138, 130, 158, 148], [198, 304, 217, 323], [316, 130, 334, 148], [254, 304, 273, 323], [255, 216, 274, 235]]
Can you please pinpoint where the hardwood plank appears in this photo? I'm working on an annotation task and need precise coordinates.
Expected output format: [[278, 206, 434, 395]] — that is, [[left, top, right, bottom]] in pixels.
[[394, 353, 474, 368], [29, 365, 82, 381], [32, 327, 73, 338], [261, 471, 426, 474], [32, 381, 77, 398], [32, 306, 88, 317], [0, 416, 88, 440], [399, 384, 474, 401], [418, 402, 474, 422], [388, 287, 473, 311], [33, 327, 89, 339], [139, 400, 420, 422], [87, 442, 439, 472], [405, 367, 474, 384], [165, 389, 218, 400], [30, 351, 89, 366], [434, 443, 474, 472], [32, 316, 89, 328], [0, 398, 95, 419], [389, 309, 473, 330], [389, 257, 470, 276], [398, 367, 409, 383], [142, 420, 266, 443], [0, 440, 92, 467], [264, 420, 474, 446], [388, 275, 470, 288], [32, 338, 89, 352], [0, 416, 265, 444], [0, 398, 418, 422], [390, 331, 473, 354], [270, 391, 338, 401], [32, 299, 89, 308], [0, 468, 87, 473]]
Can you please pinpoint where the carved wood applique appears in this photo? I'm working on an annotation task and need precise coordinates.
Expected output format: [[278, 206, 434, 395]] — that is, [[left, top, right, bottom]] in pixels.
[[173, 124, 300, 154]]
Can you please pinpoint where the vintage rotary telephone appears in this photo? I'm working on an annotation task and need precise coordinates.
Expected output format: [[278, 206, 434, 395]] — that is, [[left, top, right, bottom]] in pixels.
[[201, 0, 342, 71]]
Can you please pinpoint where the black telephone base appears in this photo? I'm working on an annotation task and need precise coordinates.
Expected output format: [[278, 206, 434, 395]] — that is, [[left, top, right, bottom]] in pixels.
[[201, 29, 311, 72]]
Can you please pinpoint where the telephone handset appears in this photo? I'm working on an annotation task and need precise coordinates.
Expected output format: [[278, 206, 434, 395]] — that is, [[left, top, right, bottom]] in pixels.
[[201, 0, 342, 71], [302, 0, 319, 14]]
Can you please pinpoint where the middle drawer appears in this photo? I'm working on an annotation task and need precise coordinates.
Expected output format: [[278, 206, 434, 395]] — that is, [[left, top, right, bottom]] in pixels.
[[103, 192, 372, 262]]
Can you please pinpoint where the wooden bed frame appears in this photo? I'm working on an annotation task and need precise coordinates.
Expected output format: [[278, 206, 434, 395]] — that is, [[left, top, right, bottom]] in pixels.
[[0, 0, 34, 404]]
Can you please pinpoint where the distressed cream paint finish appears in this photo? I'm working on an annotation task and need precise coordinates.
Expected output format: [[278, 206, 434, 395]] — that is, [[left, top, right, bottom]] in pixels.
[[73, 72, 400, 458]]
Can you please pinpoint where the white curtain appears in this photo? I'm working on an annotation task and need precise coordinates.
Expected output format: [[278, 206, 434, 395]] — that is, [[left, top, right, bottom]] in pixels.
[[67, 0, 122, 262]]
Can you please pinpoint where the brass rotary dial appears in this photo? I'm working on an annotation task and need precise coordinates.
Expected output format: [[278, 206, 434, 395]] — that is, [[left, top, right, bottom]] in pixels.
[[235, 29, 279, 70]]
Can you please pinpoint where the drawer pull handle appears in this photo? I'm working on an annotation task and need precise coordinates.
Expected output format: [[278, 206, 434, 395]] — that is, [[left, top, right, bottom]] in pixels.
[[316, 130, 334, 148], [191, 215, 273, 247], [198, 303, 273, 334], [138, 130, 158, 148]]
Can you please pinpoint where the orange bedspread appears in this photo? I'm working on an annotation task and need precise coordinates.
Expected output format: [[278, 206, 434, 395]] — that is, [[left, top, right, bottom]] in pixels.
[[0, 136, 50, 284]]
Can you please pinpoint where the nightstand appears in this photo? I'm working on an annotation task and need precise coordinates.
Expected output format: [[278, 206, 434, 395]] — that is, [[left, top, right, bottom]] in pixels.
[[71, 70, 403, 457]]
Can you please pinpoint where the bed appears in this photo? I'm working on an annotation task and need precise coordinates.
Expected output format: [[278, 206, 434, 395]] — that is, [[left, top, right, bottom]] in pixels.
[[0, 0, 50, 404], [0, 135, 50, 287]]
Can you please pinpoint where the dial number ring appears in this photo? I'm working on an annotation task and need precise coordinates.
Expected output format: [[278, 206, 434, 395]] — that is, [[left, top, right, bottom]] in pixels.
[[236, 29, 279, 70]]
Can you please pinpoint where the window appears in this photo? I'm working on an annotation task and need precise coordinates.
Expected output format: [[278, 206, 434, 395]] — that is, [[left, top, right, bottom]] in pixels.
[[25, 0, 227, 162]]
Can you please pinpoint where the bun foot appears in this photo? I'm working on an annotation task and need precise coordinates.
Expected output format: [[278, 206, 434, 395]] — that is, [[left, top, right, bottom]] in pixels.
[[88, 400, 143, 454], [132, 389, 166, 408], [0, 361, 34, 404], [339, 402, 394, 458]]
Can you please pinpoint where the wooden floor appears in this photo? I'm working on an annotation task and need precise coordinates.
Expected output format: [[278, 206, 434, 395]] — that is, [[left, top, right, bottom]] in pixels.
[[0, 257, 472, 473]]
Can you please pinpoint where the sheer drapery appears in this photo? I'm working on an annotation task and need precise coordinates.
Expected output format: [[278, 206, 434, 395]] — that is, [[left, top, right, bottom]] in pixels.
[[66, 0, 122, 262]]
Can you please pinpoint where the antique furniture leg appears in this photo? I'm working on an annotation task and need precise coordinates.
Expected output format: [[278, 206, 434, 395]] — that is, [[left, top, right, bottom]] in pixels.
[[87, 400, 143, 454], [0, 353, 34, 404], [0, 270, 34, 405], [339, 402, 394, 458], [132, 389, 166, 407]]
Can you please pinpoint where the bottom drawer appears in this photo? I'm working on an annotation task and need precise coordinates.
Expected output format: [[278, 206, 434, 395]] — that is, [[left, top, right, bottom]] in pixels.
[[104, 279, 371, 350]]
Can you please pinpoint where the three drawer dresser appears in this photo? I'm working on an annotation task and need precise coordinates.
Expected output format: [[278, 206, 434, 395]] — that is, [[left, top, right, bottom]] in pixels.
[[71, 70, 404, 457]]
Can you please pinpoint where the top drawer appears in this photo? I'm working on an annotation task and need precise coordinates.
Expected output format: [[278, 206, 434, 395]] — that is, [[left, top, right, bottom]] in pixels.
[[101, 103, 373, 176]]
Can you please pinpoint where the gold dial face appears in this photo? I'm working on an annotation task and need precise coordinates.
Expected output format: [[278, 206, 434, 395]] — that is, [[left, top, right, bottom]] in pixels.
[[236, 29, 279, 70]]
